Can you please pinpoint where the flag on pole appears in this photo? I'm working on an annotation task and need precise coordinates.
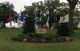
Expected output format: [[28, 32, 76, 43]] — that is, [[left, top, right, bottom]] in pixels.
[[18, 9, 25, 23], [34, 7, 38, 28], [46, 16, 49, 28], [19, 16, 25, 22], [7, 15, 13, 26], [17, 17, 21, 25], [17, 15, 25, 27]]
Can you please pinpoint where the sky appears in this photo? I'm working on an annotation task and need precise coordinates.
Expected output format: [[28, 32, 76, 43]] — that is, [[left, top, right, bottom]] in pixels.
[[0, 0, 67, 13]]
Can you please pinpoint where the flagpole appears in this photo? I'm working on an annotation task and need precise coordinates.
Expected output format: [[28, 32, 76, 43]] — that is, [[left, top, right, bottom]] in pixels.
[[46, 10, 49, 29], [8, 15, 13, 27], [34, 6, 38, 28], [17, 9, 22, 27]]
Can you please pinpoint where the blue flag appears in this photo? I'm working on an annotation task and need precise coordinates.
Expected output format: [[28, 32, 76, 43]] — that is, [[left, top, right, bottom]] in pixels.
[[17, 15, 25, 25], [19, 16, 25, 22]]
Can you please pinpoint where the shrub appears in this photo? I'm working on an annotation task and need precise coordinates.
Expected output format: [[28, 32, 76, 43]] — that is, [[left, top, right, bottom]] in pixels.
[[23, 17, 35, 34]]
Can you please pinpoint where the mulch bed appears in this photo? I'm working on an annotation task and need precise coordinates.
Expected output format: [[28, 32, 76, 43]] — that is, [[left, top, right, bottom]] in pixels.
[[11, 35, 73, 43]]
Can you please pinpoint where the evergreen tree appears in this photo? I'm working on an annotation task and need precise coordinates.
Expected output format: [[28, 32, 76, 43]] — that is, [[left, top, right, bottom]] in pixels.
[[23, 17, 35, 34]]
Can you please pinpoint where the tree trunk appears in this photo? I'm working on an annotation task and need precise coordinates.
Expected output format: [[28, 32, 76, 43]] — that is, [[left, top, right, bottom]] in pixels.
[[68, 6, 75, 34], [57, 6, 75, 36], [69, 6, 74, 26], [2, 21, 6, 28]]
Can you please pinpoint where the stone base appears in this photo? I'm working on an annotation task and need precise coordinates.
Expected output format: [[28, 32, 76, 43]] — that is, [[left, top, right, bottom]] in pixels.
[[54, 36, 73, 42]]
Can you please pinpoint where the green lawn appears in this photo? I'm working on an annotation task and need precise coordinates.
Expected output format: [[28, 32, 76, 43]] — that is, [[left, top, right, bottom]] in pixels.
[[0, 28, 80, 51]]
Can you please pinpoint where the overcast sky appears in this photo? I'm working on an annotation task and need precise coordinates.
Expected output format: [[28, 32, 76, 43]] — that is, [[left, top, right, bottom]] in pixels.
[[0, 0, 67, 13]]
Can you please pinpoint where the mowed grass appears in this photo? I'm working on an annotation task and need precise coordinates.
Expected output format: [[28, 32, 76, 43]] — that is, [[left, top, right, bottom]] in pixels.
[[0, 28, 80, 51]]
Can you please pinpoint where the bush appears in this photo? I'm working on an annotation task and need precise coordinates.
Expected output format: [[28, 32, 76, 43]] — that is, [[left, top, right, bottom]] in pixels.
[[23, 17, 35, 34], [57, 22, 70, 36], [12, 32, 55, 42]]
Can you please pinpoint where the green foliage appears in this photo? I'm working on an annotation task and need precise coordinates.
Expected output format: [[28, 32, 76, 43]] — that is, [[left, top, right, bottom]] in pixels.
[[0, 2, 16, 27], [22, 0, 80, 37], [23, 17, 35, 34], [0, 29, 80, 51], [22, 0, 71, 28], [57, 23, 71, 36], [13, 29, 57, 42], [67, 0, 79, 34], [0, 2, 14, 21]]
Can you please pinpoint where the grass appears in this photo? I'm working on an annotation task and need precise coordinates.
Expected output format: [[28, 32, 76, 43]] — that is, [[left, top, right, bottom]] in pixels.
[[0, 28, 80, 51]]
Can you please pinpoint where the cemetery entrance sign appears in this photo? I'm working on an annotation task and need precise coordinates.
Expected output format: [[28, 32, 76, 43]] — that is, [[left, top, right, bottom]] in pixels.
[[35, 28, 47, 34]]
